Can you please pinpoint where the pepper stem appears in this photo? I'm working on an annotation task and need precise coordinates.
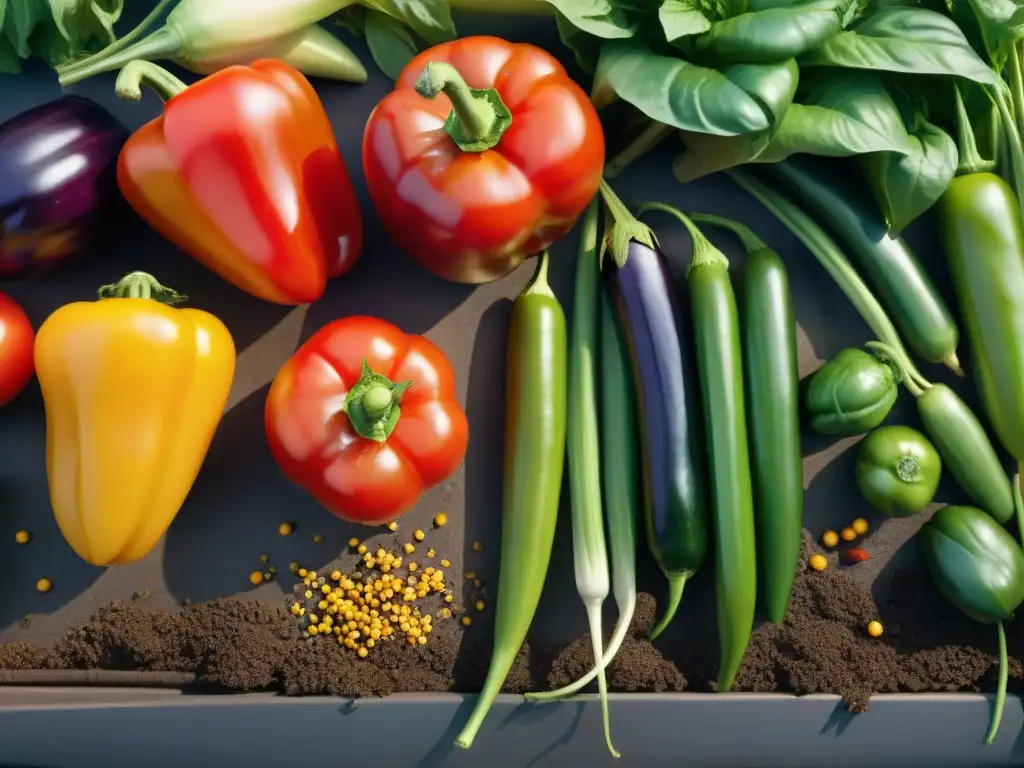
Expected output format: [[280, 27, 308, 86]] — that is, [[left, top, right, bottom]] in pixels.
[[342, 359, 413, 443], [649, 574, 686, 640], [97, 271, 187, 304], [864, 341, 925, 398], [688, 212, 768, 254], [984, 619, 1008, 745], [414, 61, 512, 153], [115, 60, 188, 103], [895, 456, 921, 483], [635, 202, 730, 273]]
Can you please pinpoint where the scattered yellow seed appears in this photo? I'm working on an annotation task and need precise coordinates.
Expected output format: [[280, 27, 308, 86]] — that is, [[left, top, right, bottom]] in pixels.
[[308, 625, 319, 637], [304, 590, 313, 599], [15, 530, 31, 545], [318, 600, 328, 610], [309, 614, 319, 624], [409, 562, 418, 572], [403, 542, 415, 554], [852, 518, 870, 535], [440, 559, 451, 568], [298, 568, 308, 578], [426, 548, 436, 558], [474, 579, 482, 588], [34, 577, 52, 593], [475, 600, 485, 611], [465, 571, 476, 580], [259, 553, 269, 564], [434, 513, 448, 527], [349, 537, 360, 548], [249, 571, 264, 586], [867, 620, 884, 638], [841, 527, 857, 542], [439, 607, 452, 619], [313, 533, 324, 544], [356, 646, 369, 658], [357, 545, 368, 554], [473, 541, 483, 552], [268, 565, 277, 574], [808, 554, 828, 571], [821, 530, 839, 548], [461, 616, 472, 627], [414, 529, 426, 541], [289, 561, 299, 573], [308, 572, 317, 580], [330, 570, 341, 581], [387, 521, 399, 531]]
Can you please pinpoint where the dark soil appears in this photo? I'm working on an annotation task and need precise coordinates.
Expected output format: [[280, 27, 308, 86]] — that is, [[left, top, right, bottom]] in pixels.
[[1, 530, 1019, 710]]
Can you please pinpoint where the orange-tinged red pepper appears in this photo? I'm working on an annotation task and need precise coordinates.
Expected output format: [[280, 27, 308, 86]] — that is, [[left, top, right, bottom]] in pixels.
[[115, 60, 362, 305]]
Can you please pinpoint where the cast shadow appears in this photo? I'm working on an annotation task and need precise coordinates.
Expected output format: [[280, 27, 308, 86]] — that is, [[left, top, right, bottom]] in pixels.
[[161, 384, 351, 604], [0, 385, 104, 630]]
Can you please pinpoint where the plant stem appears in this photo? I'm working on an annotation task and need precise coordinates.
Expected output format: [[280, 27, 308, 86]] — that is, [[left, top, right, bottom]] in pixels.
[[115, 60, 188, 103], [634, 202, 729, 271], [1010, 45, 1024, 141], [993, 87, 1024, 223], [97, 271, 186, 304], [984, 620, 1008, 745], [604, 121, 673, 179], [865, 341, 927, 398], [688, 212, 768, 253], [57, 0, 174, 76], [649, 575, 686, 640], [1014, 470, 1024, 552], [952, 84, 991, 175]]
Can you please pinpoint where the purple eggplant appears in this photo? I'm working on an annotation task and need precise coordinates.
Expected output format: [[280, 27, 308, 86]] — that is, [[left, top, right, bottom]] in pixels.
[[606, 239, 709, 639], [0, 97, 128, 278]]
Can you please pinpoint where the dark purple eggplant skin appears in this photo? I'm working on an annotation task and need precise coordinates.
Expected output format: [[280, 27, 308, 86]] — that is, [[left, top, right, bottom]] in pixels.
[[607, 240, 709, 584], [0, 96, 128, 278]]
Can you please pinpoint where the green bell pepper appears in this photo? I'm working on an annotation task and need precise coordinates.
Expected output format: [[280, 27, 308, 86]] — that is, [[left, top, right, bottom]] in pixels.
[[803, 347, 899, 436], [855, 425, 941, 517], [919, 502, 1024, 745]]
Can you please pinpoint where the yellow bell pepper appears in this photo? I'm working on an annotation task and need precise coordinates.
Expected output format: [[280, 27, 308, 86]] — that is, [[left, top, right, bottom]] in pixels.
[[34, 271, 235, 566]]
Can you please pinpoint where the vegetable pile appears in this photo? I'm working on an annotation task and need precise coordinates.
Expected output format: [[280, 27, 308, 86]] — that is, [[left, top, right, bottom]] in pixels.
[[7, 0, 1024, 757]]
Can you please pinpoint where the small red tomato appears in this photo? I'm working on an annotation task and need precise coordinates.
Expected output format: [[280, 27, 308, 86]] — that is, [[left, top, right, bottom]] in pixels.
[[0, 292, 34, 405], [264, 316, 469, 525]]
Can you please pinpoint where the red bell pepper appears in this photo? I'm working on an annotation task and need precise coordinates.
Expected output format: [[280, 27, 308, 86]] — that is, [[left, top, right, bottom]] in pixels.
[[362, 36, 605, 284], [265, 316, 469, 525], [115, 60, 362, 305]]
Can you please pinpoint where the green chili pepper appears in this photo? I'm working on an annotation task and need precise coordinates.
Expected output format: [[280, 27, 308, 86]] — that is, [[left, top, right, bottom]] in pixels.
[[919, 499, 1024, 744], [58, 0, 366, 86], [803, 348, 899, 437], [455, 251, 567, 751], [639, 203, 756, 693], [690, 213, 801, 626], [856, 425, 941, 518]]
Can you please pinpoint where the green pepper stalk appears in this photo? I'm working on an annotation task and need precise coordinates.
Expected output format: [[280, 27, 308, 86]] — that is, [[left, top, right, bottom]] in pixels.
[[57, 0, 367, 86]]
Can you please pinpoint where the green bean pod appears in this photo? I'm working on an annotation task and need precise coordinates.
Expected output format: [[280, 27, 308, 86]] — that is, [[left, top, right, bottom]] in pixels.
[[938, 172, 1024, 465], [641, 204, 756, 692], [455, 252, 567, 750], [692, 214, 802, 625]]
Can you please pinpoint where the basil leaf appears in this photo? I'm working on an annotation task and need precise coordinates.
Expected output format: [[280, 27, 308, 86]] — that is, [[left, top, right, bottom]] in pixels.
[[755, 72, 912, 161], [556, 11, 603, 72], [546, 0, 639, 38], [593, 40, 797, 134], [362, 0, 454, 45], [674, 127, 774, 180], [861, 111, 957, 235], [2, 0, 46, 58], [334, 7, 367, 36], [965, 0, 1024, 64], [659, 0, 712, 42], [802, 7, 1000, 85], [365, 9, 418, 80], [693, 0, 853, 63]]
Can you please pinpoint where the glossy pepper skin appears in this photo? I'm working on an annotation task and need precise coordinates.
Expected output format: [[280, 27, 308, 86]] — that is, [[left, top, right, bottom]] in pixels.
[[362, 36, 605, 284], [0, 97, 127, 278], [265, 316, 469, 525], [919, 505, 1024, 624], [35, 272, 235, 566], [116, 60, 362, 305], [855, 425, 941, 518], [803, 347, 899, 436]]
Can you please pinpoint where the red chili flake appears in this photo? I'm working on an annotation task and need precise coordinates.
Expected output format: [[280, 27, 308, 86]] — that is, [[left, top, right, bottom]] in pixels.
[[845, 547, 870, 564]]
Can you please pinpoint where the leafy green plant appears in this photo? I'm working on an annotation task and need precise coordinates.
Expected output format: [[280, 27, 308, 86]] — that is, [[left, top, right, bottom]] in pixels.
[[0, 0, 124, 73]]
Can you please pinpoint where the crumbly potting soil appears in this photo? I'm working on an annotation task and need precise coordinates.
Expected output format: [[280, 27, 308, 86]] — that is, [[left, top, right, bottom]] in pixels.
[[1, 530, 1019, 709]]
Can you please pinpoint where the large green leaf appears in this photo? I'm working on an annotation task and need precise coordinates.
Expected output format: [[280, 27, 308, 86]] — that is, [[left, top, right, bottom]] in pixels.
[[964, 0, 1024, 64], [692, 0, 853, 63], [546, 0, 639, 38], [363, 0, 455, 45], [593, 40, 798, 134], [2, 0, 46, 58], [755, 72, 913, 161], [0, 0, 122, 68], [365, 9, 418, 80], [802, 7, 1000, 84], [674, 127, 775, 179], [861, 110, 957, 234], [659, 0, 712, 42], [556, 11, 603, 72]]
